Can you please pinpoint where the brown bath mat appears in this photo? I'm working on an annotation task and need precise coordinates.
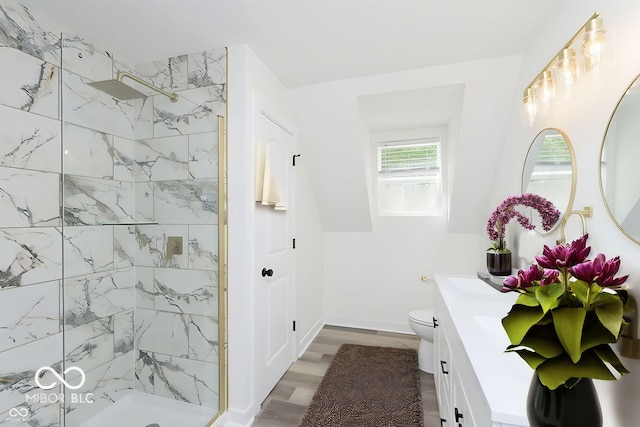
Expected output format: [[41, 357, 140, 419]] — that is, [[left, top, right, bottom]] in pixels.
[[299, 343, 424, 426]]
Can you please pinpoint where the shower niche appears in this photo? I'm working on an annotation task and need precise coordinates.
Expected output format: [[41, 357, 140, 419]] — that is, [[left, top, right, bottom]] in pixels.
[[0, 1, 227, 426]]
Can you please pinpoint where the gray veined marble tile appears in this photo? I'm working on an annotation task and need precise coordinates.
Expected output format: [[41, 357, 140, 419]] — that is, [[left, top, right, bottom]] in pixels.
[[61, 32, 113, 81], [134, 181, 155, 223], [153, 86, 224, 137], [113, 136, 136, 182], [63, 268, 134, 328], [135, 136, 189, 181], [187, 49, 226, 89], [188, 314, 219, 363], [136, 54, 189, 92], [0, 167, 60, 228], [133, 96, 154, 140], [135, 350, 155, 393], [64, 351, 135, 426], [114, 310, 134, 357], [0, 332, 63, 415], [0, 227, 62, 288], [188, 132, 218, 179], [0, 399, 60, 427], [63, 123, 114, 179], [154, 179, 218, 224], [64, 317, 114, 375], [62, 69, 135, 140], [134, 225, 188, 269], [0, 280, 59, 353], [153, 353, 218, 407], [135, 309, 189, 357], [63, 175, 134, 226], [135, 266, 155, 310], [188, 225, 218, 271], [0, 104, 61, 173], [0, 47, 59, 119], [0, 1, 62, 66], [62, 226, 114, 278], [153, 268, 217, 315], [113, 225, 135, 269]]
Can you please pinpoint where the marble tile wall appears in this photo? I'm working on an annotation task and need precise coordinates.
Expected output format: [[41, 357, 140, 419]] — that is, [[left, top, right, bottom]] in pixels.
[[0, 0, 225, 424]]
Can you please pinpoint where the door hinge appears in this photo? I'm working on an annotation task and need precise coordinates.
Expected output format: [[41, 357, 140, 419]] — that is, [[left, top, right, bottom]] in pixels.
[[292, 238, 296, 249], [293, 320, 296, 331], [292, 154, 301, 166]]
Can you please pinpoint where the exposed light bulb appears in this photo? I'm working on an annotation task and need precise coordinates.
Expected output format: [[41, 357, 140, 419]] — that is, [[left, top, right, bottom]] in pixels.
[[583, 15, 606, 71], [539, 70, 555, 110], [524, 87, 537, 126]]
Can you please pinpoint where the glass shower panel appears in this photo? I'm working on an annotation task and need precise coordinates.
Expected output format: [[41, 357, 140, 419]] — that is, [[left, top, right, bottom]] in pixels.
[[60, 32, 227, 426]]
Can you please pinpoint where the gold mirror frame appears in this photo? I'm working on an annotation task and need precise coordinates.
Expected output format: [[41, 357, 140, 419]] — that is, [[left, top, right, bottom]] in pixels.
[[599, 73, 640, 246], [521, 128, 577, 235]]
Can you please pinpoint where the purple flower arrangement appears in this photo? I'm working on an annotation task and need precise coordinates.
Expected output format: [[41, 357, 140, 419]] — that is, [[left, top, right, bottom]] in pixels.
[[487, 193, 561, 252], [501, 234, 630, 390]]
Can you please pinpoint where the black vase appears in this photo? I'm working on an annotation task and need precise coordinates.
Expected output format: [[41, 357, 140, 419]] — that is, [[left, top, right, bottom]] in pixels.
[[527, 375, 602, 427], [486, 251, 511, 276]]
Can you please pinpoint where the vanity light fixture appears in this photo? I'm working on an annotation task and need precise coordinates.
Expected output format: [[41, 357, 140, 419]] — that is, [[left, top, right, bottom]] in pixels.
[[523, 13, 605, 124]]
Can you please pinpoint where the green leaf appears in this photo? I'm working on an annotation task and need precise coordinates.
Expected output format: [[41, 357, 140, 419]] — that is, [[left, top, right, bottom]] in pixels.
[[551, 307, 586, 363], [502, 305, 546, 345], [580, 317, 616, 352], [520, 334, 564, 359], [593, 345, 630, 376], [506, 345, 546, 370], [516, 292, 541, 307], [593, 292, 624, 338], [570, 279, 590, 306], [535, 283, 564, 313], [536, 350, 619, 390]]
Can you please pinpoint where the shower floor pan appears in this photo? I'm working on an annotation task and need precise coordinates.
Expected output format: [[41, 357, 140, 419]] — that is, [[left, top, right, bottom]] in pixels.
[[79, 391, 217, 427]]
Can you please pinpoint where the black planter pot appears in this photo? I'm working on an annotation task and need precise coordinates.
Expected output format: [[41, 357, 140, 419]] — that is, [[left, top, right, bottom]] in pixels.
[[527, 375, 602, 427], [486, 251, 511, 276]]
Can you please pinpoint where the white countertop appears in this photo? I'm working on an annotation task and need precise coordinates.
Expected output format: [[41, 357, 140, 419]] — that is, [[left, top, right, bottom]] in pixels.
[[435, 274, 531, 426]]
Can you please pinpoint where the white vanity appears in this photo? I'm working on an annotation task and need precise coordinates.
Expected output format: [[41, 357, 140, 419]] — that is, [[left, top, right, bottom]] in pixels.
[[433, 274, 531, 427]]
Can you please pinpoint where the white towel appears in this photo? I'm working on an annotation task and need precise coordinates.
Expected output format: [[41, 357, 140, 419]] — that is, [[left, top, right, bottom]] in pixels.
[[256, 139, 287, 210]]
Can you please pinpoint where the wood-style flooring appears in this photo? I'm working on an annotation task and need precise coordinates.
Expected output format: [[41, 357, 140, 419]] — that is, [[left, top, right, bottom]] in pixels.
[[251, 325, 441, 426]]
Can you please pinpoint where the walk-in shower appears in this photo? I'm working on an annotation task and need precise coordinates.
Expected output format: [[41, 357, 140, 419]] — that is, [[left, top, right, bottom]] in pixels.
[[0, 1, 228, 425]]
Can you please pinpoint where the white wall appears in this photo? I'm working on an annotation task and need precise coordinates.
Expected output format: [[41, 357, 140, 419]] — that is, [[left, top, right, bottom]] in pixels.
[[494, 1, 640, 426], [226, 44, 325, 425], [293, 56, 523, 333]]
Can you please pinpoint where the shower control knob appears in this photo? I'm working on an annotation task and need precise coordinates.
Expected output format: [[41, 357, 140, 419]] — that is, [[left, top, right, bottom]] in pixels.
[[261, 268, 274, 277]]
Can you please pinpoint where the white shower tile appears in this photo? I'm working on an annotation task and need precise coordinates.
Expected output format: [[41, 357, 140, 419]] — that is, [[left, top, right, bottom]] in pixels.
[[64, 268, 134, 328], [0, 280, 59, 353], [153, 86, 223, 137], [188, 314, 219, 363], [0, 227, 62, 288], [63, 123, 114, 178], [62, 226, 114, 278], [64, 317, 114, 375], [134, 225, 188, 268], [188, 49, 226, 89], [154, 268, 217, 315], [114, 224, 135, 268], [135, 266, 155, 310], [63, 175, 134, 225], [0, 167, 60, 227], [154, 179, 217, 224], [135, 136, 189, 181], [134, 181, 155, 222], [113, 136, 136, 181], [61, 33, 113, 81], [135, 350, 155, 393], [114, 310, 134, 357], [133, 97, 154, 140], [0, 104, 61, 173], [153, 353, 218, 407], [0, 47, 59, 119], [188, 225, 218, 271], [189, 132, 218, 179], [136, 55, 189, 92], [62, 69, 135, 140], [135, 309, 189, 357]]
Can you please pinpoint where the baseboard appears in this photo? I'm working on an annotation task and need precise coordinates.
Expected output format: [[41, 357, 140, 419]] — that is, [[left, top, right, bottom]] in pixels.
[[297, 318, 325, 357], [224, 406, 256, 427], [324, 316, 414, 335]]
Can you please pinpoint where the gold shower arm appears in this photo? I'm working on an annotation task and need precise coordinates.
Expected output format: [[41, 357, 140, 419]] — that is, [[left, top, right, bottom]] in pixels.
[[117, 71, 179, 102]]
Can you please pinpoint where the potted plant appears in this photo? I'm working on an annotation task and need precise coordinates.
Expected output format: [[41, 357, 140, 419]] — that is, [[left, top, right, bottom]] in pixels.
[[486, 193, 561, 275], [501, 233, 630, 427]]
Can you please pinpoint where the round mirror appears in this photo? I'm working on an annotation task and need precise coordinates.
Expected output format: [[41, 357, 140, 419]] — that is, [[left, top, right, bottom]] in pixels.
[[521, 128, 576, 233], [600, 74, 640, 244]]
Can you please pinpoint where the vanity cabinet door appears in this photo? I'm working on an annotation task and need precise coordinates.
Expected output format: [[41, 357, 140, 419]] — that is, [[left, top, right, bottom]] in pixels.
[[453, 369, 477, 427]]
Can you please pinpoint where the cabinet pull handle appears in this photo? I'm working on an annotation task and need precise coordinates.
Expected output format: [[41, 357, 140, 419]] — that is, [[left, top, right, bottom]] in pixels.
[[455, 407, 464, 424], [433, 317, 439, 328], [440, 360, 449, 374], [440, 418, 446, 427]]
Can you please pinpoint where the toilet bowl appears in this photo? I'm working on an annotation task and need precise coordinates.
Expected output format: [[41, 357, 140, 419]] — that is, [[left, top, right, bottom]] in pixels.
[[408, 309, 434, 374]]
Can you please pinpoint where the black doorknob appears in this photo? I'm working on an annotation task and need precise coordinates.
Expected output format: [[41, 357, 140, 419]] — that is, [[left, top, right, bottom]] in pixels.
[[261, 268, 273, 277]]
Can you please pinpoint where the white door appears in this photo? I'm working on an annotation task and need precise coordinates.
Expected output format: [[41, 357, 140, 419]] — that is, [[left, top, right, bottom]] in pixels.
[[253, 105, 296, 405]]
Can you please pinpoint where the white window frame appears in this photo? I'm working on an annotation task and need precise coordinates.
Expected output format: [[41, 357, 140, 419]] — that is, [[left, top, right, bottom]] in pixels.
[[372, 128, 445, 217]]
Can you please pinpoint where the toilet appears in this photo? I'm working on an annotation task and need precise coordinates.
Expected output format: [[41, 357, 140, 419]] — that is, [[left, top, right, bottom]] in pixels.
[[408, 309, 435, 373]]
